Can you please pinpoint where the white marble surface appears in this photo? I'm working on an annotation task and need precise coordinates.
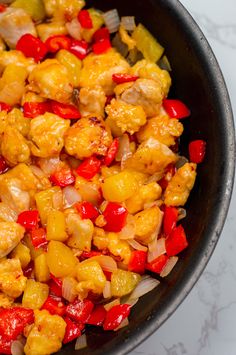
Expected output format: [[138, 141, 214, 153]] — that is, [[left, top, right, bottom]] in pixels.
[[132, 1, 236, 354]]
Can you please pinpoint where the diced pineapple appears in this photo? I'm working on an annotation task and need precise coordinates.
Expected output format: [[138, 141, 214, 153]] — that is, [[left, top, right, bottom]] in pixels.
[[11, 0, 46, 22], [34, 253, 50, 282], [0, 64, 27, 105], [35, 186, 61, 225], [10, 242, 31, 269], [56, 49, 82, 87], [47, 210, 67, 242], [81, 8, 104, 42], [37, 22, 68, 42], [23, 235, 44, 261], [76, 260, 106, 294], [66, 212, 94, 251], [22, 279, 49, 309], [111, 269, 141, 297]]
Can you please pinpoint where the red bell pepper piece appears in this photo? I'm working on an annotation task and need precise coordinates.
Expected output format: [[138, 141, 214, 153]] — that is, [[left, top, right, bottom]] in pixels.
[[45, 35, 71, 53], [0, 307, 34, 341], [23, 101, 51, 118], [0, 335, 11, 355], [76, 201, 99, 221], [112, 73, 139, 84], [163, 206, 178, 236], [92, 38, 111, 54], [63, 317, 84, 344], [103, 138, 119, 166], [0, 4, 7, 13], [103, 202, 128, 233], [51, 101, 81, 119], [105, 94, 115, 106], [0, 156, 8, 175], [16, 34, 48, 62], [23, 260, 34, 278], [103, 304, 131, 331], [41, 296, 66, 316], [80, 251, 103, 260], [65, 299, 94, 323], [165, 225, 188, 256], [86, 305, 107, 326], [163, 99, 190, 119], [76, 156, 101, 180], [78, 9, 93, 29], [189, 139, 206, 164], [30, 228, 48, 249], [17, 210, 39, 231], [49, 274, 63, 297], [128, 250, 147, 274], [0, 102, 11, 113], [50, 167, 75, 187], [145, 254, 169, 274], [93, 27, 110, 42], [69, 39, 88, 60]]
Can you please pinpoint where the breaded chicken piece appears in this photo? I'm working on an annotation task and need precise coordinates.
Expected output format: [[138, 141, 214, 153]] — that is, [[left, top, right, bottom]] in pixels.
[[1, 126, 30, 166], [0, 222, 25, 258], [0, 50, 35, 75], [134, 206, 163, 245], [79, 86, 106, 117], [0, 258, 27, 298]]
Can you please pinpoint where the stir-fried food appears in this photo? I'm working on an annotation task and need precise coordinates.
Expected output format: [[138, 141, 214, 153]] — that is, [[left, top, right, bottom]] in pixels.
[[0, 2, 206, 354]]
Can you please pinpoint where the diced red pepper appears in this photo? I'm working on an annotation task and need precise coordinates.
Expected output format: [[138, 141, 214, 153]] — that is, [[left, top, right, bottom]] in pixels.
[[17, 210, 39, 231], [103, 304, 131, 331], [0, 335, 11, 355], [128, 250, 147, 274], [0, 102, 11, 113], [92, 38, 111, 54], [16, 34, 48, 62], [0, 4, 7, 13], [163, 99, 191, 119], [51, 101, 81, 119], [103, 138, 119, 167], [93, 27, 110, 42], [103, 270, 112, 281], [69, 39, 88, 60], [45, 35, 71, 53], [103, 202, 128, 233], [0, 156, 8, 175], [165, 225, 188, 256], [50, 167, 75, 187], [49, 274, 63, 297], [0, 307, 34, 341], [189, 140, 206, 164], [112, 73, 139, 84], [76, 156, 101, 180], [41, 296, 66, 316], [30, 228, 48, 249], [78, 9, 93, 29], [76, 201, 99, 221], [163, 206, 178, 236], [23, 102, 51, 118], [145, 254, 169, 274], [63, 317, 84, 344], [105, 94, 115, 106], [65, 299, 94, 323], [86, 305, 107, 326], [80, 251, 103, 260], [23, 261, 34, 278]]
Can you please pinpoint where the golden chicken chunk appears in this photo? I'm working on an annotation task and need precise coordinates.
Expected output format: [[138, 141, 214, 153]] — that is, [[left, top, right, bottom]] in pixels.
[[0, 258, 27, 298], [164, 162, 197, 206], [66, 211, 94, 251], [29, 113, 70, 158], [105, 99, 147, 136], [0, 293, 13, 308], [1, 126, 30, 166], [0, 50, 35, 75], [118, 78, 164, 117], [0, 222, 25, 258], [131, 59, 171, 97], [125, 138, 177, 175], [7, 108, 30, 137], [137, 112, 184, 147], [65, 116, 112, 159], [134, 206, 163, 245], [0, 7, 36, 48], [24, 310, 66, 355], [79, 49, 130, 95], [126, 182, 162, 214], [43, 0, 85, 20], [79, 86, 107, 117], [28, 59, 73, 103]]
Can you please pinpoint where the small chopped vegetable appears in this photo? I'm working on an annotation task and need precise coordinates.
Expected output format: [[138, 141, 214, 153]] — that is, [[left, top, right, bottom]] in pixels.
[[0, 102, 11, 113], [41, 295, 66, 316], [93, 27, 110, 42], [112, 73, 139, 84], [103, 304, 131, 331], [76, 156, 102, 180], [17, 210, 39, 231], [128, 250, 147, 274], [92, 38, 111, 54], [78, 9, 93, 29], [69, 39, 88, 60], [189, 140, 206, 163], [0, 155, 8, 174], [86, 305, 107, 326], [16, 34, 48, 62], [163, 99, 191, 119], [50, 167, 75, 187], [45, 35, 72, 53], [63, 317, 84, 344], [165, 225, 188, 256], [30, 228, 48, 249], [23, 102, 51, 118], [103, 202, 128, 232], [76, 201, 99, 221], [65, 299, 94, 323], [163, 206, 178, 236], [146, 254, 169, 274], [103, 9, 120, 34], [103, 138, 119, 166], [51, 101, 81, 119]]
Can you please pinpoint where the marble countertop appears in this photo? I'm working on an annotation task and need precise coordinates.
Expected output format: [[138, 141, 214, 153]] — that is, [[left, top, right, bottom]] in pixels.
[[131, 0, 236, 354]]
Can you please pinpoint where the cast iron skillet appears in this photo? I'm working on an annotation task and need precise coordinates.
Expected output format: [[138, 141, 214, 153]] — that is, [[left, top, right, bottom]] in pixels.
[[59, 0, 235, 354]]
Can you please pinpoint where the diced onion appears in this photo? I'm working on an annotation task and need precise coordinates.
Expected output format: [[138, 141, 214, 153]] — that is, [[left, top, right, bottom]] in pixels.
[[75, 334, 87, 350], [122, 297, 139, 307], [176, 156, 189, 169], [127, 275, 160, 302], [66, 18, 82, 40], [118, 214, 135, 240], [38, 157, 61, 176], [147, 237, 166, 263], [145, 171, 165, 184], [144, 200, 163, 209], [104, 298, 120, 311], [52, 189, 63, 210], [160, 256, 178, 277], [121, 16, 136, 31], [128, 239, 147, 252], [103, 9, 120, 33], [112, 33, 129, 58], [62, 277, 77, 303], [116, 134, 131, 162], [92, 255, 117, 272], [11, 338, 25, 355], [0, 202, 18, 222], [114, 317, 129, 331], [63, 186, 82, 208], [177, 208, 186, 221], [103, 280, 111, 299], [30, 165, 47, 179]]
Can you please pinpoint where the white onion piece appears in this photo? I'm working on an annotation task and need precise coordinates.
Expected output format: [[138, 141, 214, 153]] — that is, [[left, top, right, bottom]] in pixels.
[[103, 280, 111, 299], [114, 317, 129, 331], [116, 134, 131, 161], [66, 18, 82, 40], [145, 171, 164, 184], [104, 298, 120, 311], [144, 200, 162, 210], [75, 334, 87, 350], [0, 202, 18, 222], [120, 16, 136, 31], [62, 277, 77, 303], [63, 186, 82, 208], [92, 255, 117, 272], [123, 297, 139, 307], [128, 239, 147, 252], [118, 214, 135, 240], [160, 256, 178, 278], [38, 157, 61, 176], [30, 165, 47, 179], [52, 190, 63, 210], [147, 237, 166, 263], [11, 338, 25, 355], [177, 208, 186, 221], [127, 275, 160, 301], [103, 9, 120, 33], [176, 156, 189, 169]]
